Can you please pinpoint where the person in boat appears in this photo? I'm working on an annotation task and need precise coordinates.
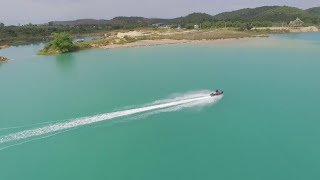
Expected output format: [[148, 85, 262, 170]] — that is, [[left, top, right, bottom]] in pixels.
[[216, 89, 223, 94], [211, 89, 223, 96]]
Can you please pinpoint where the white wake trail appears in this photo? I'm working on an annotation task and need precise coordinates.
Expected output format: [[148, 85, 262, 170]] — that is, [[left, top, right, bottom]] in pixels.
[[0, 92, 222, 144]]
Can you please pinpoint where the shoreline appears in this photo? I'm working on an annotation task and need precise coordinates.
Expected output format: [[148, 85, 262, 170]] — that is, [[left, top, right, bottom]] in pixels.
[[253, 26, 319, 33], [95, 35, 269, 50], [98, 39, 192, 49]]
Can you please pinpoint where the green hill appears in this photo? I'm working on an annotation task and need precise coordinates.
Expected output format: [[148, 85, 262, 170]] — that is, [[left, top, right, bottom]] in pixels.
[[255, 6, 316, 22], [213, 6, 319, 23], [49, 19, 108, 26], [105, 13, 213, 26], [107, 17, 151, 26], [213, 6, 277, 21], [149, 18, 172, 24], [306, 7, 320, 16], [171, 13, 213, 24]]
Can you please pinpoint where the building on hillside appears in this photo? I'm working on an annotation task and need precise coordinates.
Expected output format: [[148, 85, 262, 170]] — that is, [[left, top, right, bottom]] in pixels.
[[289, 18, 304, 28]]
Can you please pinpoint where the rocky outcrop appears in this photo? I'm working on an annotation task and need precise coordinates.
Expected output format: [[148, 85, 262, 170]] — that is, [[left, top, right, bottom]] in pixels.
[[0, 56, 11, 63]]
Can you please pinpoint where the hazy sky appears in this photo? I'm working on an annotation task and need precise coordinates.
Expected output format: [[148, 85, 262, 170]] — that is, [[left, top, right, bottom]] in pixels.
[[1, 0, 319, 25]]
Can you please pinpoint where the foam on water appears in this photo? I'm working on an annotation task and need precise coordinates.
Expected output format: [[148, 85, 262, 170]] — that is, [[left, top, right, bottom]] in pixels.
[[0, 91, 222, 146]]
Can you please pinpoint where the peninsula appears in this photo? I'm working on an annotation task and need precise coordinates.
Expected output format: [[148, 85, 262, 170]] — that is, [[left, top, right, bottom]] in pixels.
[[0, 56, 11, 63]]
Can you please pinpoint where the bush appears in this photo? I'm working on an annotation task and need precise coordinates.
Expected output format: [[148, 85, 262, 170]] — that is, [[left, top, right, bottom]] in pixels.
[[185, 24, 194, 29], [171, 24, 178, 29], [246, 23, 253, 30], [202, 21, 212, 29], [39, 32, 74, 54], [215, 21, 226, 28], [74, 42, 91, 49], [50, 32, 73, 53]]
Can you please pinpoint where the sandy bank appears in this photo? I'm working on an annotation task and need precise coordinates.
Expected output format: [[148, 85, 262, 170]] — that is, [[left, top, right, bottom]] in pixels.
[[99, 39, 192, 49], [96, 35, 268, 50], [88, 28, 273, 50], [0, 45, 10, 49]]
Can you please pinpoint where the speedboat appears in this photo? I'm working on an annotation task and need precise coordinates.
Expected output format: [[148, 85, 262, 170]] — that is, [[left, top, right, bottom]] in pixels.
[[210, 90, 223, 97]]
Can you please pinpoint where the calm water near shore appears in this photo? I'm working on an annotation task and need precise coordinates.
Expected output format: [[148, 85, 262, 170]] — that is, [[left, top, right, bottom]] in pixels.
[[1, 33, 320, 180]]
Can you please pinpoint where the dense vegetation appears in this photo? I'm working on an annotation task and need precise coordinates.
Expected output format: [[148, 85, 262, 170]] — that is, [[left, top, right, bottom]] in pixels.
[[0, 24, 111, 45], [213, 6, 320, 24], [38, 32, 90, 55], [171, 13, 213, 24], [306, 7, 320, 17], [107, 17, 151, 27], [213, 6, 277, 21], [171, 6, 320, 25]]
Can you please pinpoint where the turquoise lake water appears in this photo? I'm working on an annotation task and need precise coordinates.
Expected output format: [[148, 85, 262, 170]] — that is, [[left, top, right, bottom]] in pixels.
[[1, 33, 320, 179]]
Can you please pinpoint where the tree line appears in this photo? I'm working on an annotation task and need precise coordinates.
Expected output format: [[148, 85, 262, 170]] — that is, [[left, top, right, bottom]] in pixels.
[[171, 21, 273, 30], [0, 24, 114, 45]]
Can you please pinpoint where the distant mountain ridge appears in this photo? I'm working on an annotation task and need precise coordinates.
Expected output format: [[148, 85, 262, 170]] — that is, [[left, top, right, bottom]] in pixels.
[[49, 19, 108, 26], [46, 6, 320, 26], [170, 13, 213, 24], [107, 17, 151, 26]]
